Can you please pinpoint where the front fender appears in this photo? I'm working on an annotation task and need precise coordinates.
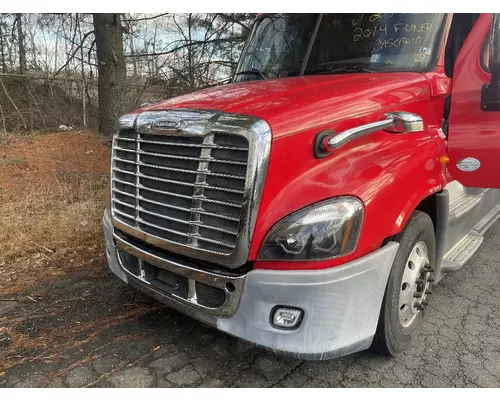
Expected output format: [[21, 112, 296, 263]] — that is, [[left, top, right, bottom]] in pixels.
[[250, 120, 444, 271]]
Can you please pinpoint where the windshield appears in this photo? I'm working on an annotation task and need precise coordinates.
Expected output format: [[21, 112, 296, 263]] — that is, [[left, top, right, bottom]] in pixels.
[[234, 13, 447, 82]]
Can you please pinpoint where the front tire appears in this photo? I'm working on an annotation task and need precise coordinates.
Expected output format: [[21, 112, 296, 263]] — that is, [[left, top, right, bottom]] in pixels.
[[372, 211, 436, 356]]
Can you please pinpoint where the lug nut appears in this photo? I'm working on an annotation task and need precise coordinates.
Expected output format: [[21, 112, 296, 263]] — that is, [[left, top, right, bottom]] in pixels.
[[414, 303, 424, 311], [428, 278, 435, 283], [413, 292, 422, 298], [416, 279, 424, 285], [421, 300, 428, 306], [425, 289, 433, 295]]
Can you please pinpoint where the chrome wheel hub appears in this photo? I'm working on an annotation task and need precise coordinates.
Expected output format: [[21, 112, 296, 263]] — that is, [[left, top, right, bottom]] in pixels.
[[398, 241, 433, 328]]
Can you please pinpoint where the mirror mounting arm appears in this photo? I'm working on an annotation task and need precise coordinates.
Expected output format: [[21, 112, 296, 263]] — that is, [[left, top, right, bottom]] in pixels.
[[313, 112, 424, 158]]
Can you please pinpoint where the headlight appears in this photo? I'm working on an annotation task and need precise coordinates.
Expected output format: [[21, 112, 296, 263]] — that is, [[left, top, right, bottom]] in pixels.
[[258, 197, 363, 261]]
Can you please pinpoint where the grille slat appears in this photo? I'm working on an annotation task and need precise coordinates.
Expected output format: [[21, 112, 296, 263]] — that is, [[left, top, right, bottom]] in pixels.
[[137, 195, 240, 222], [112, 178, 137, 190], [137, 217, 236, 249], [138, 206, 238, 236], [139, 207, 192, 228], [137, 172, 244, 194], [140, 162, 245, 180], [115, 146, 136, 154], [113, 188, 135, 198], [113, 167, 137, 177], [138, 138, 248, 151], [113, 208, 136, 222], [137, 149, 247, 166], [116, 158, 245, 180], [112, 197, 136, 209], [113, 181, 242, 209], [112, 126, 249, 255]]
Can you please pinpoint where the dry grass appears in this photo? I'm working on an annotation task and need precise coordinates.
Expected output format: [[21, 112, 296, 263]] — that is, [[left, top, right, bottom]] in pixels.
[[0, 171, 107, 262], [0, 132, 110, 296], [0, 131, 16, 148]]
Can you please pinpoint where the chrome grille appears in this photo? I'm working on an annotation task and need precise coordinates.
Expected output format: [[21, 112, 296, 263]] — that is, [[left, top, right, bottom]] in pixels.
[[110, 110, 271, 269], [112, 128, 249, 255]]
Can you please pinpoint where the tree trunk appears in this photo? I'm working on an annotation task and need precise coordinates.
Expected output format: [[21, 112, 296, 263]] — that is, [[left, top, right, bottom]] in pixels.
[[0, 20, 7, 73], [130, 33, 138, 76], [92, 13, 126, 137], [77, 14, 86, 129], [188, 13, 194, 89], [16, 13, 34, 132]]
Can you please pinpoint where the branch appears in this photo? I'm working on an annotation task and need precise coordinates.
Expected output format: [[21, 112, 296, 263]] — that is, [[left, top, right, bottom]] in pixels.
[[87, 38, 96, 69], [196, 60, 237, 67], [122, 13, 169, 23], [124, 36, 245, 58], [52, 29, 94, 78], [215, 13, 253, 33], [73, 54, 97, 68], [0, 75, 26, 129]]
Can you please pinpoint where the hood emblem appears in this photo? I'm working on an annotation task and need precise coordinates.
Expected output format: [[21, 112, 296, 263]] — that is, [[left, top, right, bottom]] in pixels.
[[150, 117, 207, 136], [151, 118, 182, 132]]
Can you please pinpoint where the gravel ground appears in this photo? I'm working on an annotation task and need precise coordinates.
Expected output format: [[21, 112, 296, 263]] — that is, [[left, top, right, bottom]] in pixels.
[[1, 221, 500, 388]]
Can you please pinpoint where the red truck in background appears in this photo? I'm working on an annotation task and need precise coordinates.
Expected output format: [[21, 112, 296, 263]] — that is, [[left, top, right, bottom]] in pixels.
[[103, 13, 500, 360]]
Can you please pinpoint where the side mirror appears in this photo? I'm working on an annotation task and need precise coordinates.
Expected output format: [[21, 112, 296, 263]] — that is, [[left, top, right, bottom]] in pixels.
[[384, 112, 424, 134], [313, 111, 424, 158], [482, 14, 500, 111]]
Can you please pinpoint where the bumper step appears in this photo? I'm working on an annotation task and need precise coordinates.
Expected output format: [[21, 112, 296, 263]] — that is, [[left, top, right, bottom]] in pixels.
[[441, 232, 483, 273]]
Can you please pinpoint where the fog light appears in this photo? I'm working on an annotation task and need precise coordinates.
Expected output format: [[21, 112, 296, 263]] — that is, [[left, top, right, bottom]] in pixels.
[[271, 306, 303, 329]]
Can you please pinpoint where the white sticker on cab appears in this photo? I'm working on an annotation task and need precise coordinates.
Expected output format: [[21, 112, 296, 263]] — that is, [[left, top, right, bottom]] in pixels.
[[457, 157, 481, 172]]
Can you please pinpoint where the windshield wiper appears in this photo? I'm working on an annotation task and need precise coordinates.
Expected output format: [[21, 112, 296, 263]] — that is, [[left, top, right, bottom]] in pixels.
[[312, 65, 374, 75], [234, 68, 268, 80]]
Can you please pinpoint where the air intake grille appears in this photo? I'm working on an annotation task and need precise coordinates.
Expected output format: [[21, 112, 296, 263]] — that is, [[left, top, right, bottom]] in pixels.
[[111, 129, 249, 254]]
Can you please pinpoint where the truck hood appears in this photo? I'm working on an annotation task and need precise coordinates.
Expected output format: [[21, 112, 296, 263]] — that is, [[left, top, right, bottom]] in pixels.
[[143, 73, 430, 138]]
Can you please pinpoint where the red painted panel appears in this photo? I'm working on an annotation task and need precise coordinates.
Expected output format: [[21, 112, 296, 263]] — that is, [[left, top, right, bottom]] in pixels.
[[447, 14, 500, 188], [136, 46, 454, 270]]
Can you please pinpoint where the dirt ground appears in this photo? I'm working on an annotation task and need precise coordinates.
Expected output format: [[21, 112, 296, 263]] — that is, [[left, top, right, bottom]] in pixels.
[[1, 132, 500, 387], [0, 131, 109, 201], [0, 132, 110, 297]]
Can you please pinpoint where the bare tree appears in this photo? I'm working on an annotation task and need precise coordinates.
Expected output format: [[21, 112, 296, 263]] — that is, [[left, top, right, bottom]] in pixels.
[[76, 14, 87, 129], [93, 13, 126, 136], [0, 16, 7, 73], [0, 13, 255, 134], [16, 13, 34, 132]]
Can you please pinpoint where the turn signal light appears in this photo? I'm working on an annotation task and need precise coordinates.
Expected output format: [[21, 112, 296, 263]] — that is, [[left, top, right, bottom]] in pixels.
[[440, 155, 450, 165]]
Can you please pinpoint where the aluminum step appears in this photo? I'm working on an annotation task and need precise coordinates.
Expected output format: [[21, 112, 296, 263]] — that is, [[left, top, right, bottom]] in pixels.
[[448, 193, 482, 220], [441, 232, 483, 273], [446, 180, 465, 201]]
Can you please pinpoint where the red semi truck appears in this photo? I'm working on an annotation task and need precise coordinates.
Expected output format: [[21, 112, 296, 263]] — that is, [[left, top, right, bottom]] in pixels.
[[103, 13, 500, 359]]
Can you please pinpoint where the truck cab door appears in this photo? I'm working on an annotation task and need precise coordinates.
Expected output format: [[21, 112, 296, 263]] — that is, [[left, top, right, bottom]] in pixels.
[[447, 13, 500, 188]]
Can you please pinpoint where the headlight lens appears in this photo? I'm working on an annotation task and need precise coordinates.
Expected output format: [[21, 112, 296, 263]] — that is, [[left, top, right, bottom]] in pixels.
[[258, 197, 364, 261]]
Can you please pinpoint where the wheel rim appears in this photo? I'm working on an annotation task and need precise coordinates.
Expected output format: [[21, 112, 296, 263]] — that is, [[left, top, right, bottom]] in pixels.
[[398, 241, 432, 328]]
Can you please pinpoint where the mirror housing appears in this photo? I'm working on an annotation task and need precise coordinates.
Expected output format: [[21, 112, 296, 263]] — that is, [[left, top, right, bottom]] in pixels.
[[384, 112, 424, 133], [482, 14, 500, 111]]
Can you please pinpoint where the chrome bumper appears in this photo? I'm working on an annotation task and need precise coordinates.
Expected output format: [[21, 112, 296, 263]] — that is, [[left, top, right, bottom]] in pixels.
[[103, 209, 399, 360]]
